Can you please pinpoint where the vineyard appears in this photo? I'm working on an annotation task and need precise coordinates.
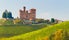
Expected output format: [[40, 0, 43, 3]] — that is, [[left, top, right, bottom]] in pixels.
[[0, 21, 69, 40]]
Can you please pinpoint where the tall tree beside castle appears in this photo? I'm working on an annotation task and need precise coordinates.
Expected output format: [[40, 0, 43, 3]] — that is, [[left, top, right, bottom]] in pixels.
[[2, 10, 13, 19]]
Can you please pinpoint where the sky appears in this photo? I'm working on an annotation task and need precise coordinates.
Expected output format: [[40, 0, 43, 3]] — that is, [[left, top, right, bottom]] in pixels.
[[0, 0, 69, 20]]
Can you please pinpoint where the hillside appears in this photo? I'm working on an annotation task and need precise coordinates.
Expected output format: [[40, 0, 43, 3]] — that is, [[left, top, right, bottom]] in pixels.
[[3, 21, 69, 40], [0, 24, 47, 38]]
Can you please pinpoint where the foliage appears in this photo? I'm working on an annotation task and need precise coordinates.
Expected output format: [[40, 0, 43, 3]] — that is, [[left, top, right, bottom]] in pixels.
[[7, 12, 13, 19], [63, 30, 69, 40], [35, 19, 44, 23], [45, 20, 51, 24], [35, 19, 50, 24], [3, 21, 69, 40], [2, 11, 7, 18], [2, 10, 13, 19], [50, 29, 63, 40], [13, 19, 21, 24], [51, 18, 55, 23], [0, 19, 6, 25], [4, 19, 14, 25]]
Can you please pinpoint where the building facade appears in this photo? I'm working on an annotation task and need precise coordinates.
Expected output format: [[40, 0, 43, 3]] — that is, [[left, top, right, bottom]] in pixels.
[[19, 6, 36, 21]]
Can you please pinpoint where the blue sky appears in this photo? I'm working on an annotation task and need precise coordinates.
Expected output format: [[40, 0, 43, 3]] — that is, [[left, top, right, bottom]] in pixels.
[[0, 0, 69, 20]]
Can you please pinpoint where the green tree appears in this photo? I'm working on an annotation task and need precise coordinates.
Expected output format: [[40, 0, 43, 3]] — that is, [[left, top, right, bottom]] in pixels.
[[35, 19, 44, 23], [2, 12, 7, 18], [13, 18, 22, 24], [45, 20, 51, 24], [8, 12, 13, 19], [2, 10, 13, 19], [2, 10, 8, 18], [51, 18, 55, 23]]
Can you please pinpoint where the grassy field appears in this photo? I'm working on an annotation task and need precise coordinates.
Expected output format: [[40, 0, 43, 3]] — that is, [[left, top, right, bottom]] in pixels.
[[0, 24, 47, 38], [2, 21, 69, 40]]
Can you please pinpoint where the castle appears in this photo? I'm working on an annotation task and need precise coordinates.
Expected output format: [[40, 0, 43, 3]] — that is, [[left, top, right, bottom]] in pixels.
[[19, 6, 36, 21]]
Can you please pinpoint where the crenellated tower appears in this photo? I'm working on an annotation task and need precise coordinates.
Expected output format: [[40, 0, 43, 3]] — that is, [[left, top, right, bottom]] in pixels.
[[29, 8, 36, 21], [19, 6, 36, 21]]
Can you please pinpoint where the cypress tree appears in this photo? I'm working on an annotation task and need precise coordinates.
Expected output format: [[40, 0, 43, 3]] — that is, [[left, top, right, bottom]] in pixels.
[[2, 10, 13, 19], [51, 18, 55, 23], [2, 12, 7, 18], [8, 12, 13, 19]]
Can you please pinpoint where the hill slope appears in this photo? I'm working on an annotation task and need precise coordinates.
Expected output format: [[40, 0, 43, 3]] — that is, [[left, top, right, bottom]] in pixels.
[[0, 24, 47, 38], [1, 21, 69, 40]]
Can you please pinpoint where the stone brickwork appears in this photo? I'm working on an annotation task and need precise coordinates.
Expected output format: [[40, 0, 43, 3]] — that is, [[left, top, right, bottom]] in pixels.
[[19, 6, 36, 21]]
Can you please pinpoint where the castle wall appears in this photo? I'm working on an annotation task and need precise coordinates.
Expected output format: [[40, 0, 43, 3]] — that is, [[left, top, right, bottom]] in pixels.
[[29, 9, 36, 21], [19, 6, 36, 21]]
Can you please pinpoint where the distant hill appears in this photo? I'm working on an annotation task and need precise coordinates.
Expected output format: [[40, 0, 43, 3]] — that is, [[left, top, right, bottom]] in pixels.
[[3, 21, 69, 40]]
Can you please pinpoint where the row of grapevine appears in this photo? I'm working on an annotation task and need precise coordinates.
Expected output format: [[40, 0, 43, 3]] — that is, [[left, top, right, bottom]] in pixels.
[[43, 29, 69, 40]]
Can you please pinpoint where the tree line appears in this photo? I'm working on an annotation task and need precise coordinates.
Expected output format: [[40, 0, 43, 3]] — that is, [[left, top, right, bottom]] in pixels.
[[2, 10, 13, 19]]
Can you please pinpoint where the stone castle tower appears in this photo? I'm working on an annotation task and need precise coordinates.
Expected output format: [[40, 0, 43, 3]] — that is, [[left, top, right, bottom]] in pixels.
[[19, 6, 36, 21]]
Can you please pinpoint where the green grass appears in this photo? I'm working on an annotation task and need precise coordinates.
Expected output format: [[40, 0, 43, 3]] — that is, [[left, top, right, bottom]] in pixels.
[[0, 24, 47, 38], [4, 21, 69, 40]]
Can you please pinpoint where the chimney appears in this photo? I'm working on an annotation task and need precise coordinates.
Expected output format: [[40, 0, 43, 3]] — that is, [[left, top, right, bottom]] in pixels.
[[23, 6, 26, 12]]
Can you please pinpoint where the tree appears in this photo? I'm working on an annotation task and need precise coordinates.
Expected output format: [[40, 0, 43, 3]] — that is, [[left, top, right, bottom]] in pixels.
[[51, 18, 55, 23], [13, 18, 21, 24], [8, 12, 13, 19], [2, 10, 8, 18], [2, 10, 13, 19], [35, 19, 44, 23], [2, 12, 7, 18], [44, 19, 51, 24]]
